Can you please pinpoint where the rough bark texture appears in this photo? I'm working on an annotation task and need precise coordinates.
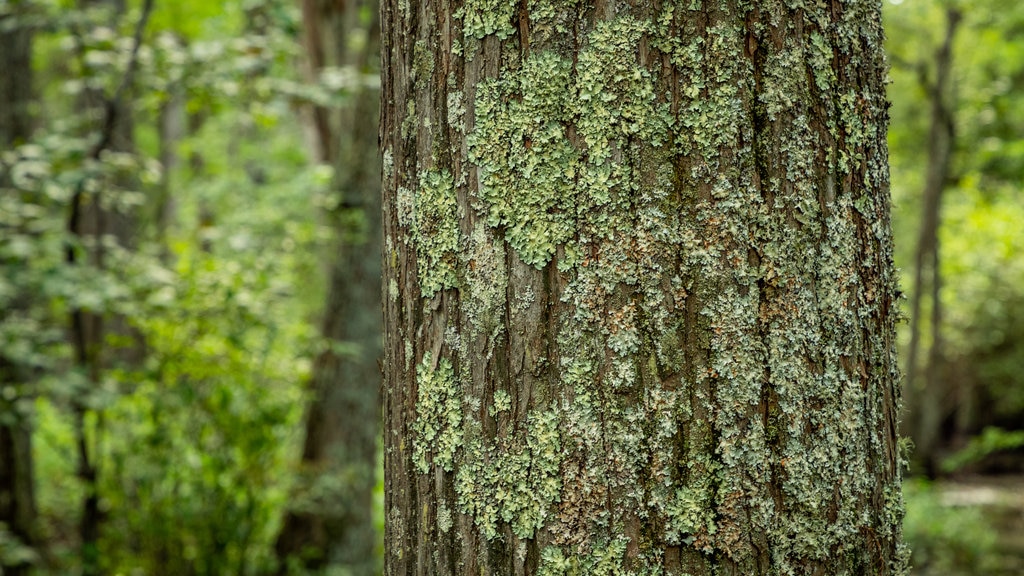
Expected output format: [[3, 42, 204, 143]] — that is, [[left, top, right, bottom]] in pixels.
[[273, 0, 382, 573], [0, 6, 38, 575], [382, 0, 906, 575]]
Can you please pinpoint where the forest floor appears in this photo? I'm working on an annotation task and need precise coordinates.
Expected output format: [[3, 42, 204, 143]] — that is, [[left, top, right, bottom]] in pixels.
[[935, 475, 1024, 575]]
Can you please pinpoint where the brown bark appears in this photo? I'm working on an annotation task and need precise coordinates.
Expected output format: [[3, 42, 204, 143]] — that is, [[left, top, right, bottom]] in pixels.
[[273, 0, 382, 573], [382, 0, 905, 574]]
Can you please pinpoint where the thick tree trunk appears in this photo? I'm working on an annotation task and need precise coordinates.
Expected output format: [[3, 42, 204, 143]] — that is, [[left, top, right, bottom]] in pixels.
[[382, 1, 905, 575], [273, 0, 382, 573], [0, 7, 39, 575]]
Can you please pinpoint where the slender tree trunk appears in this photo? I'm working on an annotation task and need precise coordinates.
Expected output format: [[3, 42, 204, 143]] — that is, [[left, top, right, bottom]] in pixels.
[[155, 76, 185, 251], [382, 1, 905, 574], [68, 3, 151, 573], [0, 6, 39, 575], [903, 8, 959, 476], [0, 6, 34, 145], [274, 0, 382, 573]]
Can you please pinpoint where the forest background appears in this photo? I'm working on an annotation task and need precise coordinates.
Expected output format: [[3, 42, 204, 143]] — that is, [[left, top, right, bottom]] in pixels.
[[0, 0, 1022, 575]]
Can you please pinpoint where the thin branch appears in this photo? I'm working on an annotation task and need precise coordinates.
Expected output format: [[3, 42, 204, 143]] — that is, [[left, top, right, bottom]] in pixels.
[[89, 0, 155, 160], [68, 0, 156, 258]]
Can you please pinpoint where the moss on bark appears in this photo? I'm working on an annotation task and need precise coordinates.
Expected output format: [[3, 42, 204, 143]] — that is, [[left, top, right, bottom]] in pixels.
[[382, 1, 907, 574]]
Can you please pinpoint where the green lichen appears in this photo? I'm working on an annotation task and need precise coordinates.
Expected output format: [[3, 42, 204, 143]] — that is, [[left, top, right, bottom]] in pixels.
[[468, 16, 671, 269], [455, 0, 515, 40], [463, 221, 507, 337], [412, 352, 461, 473], [489, 389, 511, 416], [437, 501, 454, 534], [664, 483, 717, 549], [456, 407, 562, 539], [469, 51, 578, 268], [410, 169, 459, 297], [537, 538, 636, 576], [447, 90, 465, 131], [524, 0, 582, 47]]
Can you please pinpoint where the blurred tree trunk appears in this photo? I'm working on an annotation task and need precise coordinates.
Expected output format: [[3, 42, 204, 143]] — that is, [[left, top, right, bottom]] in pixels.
[[382, 1, 906, 574], [68, 2, 150, 573], [273, 0, 382, 574], [155, 76, 185, 251], [0, 5, 39, 575], [904, 7, 960, 476]]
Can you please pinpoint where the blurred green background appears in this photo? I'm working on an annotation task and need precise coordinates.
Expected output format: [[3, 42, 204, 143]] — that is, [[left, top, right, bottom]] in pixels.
[[1, 0, 1023, 574]]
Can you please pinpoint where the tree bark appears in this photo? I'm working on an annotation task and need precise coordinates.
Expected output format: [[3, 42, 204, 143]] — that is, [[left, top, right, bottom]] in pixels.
[[273, 0, 382, 573], [382, 1, 906, 575], [0, 5, 39, 575]]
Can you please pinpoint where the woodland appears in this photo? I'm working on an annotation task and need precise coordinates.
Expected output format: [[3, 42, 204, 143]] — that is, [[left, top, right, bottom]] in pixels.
[[0, 0, 1023, 575]]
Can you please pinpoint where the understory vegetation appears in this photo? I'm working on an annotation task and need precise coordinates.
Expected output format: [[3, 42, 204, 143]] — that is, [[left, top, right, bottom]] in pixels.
[[0, 0, 1022, 573]]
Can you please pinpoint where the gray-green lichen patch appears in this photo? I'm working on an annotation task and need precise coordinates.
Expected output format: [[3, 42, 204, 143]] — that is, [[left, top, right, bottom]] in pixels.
[[456, 407, 562, 540], [468, 16, 672, 270], [663, 460, 718, 549], [537, 537, 654, 576], [469, 51, 579, 268], [412, 352, 462, 473], [489, 389, 511, 416], [455, 0, 515, 40], [410, 169, 459, 297], [463, 221, 508, 337]]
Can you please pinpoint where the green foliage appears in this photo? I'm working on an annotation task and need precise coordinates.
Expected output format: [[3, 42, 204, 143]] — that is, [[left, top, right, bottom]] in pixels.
[[942, 427, 1024, 473], [2, 1, 351, 574], [94, 248, 310, 575], [0, 522, 38, 568], [902, 479, 999, 575], [886, 0, 1024, 450]]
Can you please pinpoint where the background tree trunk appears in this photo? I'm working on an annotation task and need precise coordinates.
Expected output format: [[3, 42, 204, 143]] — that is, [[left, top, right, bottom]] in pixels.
[[382, 1, 906, 574], [903, 7, 959, 476], [68, 2, 150, 573], [0, 5, 39, 574], [273, 0, 382, 573]]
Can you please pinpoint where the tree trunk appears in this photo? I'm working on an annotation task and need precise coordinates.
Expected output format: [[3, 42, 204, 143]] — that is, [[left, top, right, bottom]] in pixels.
[[273, 0, 382, 573], [903, 7, 959, 476], [381, 1, 906, 575], [0, 6, 34, 145], [0, 6, 39, 575], [68, 3, 150, 573]]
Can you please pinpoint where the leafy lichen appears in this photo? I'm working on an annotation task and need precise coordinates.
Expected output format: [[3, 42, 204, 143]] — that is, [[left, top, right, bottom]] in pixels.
[[412, 352, 461, 473], [410, 169, 459, 297], [469, 51, 578, 268], [456, 407, 562, 539], [469, 16, 672, 270], [455, 0, 515, 41]]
